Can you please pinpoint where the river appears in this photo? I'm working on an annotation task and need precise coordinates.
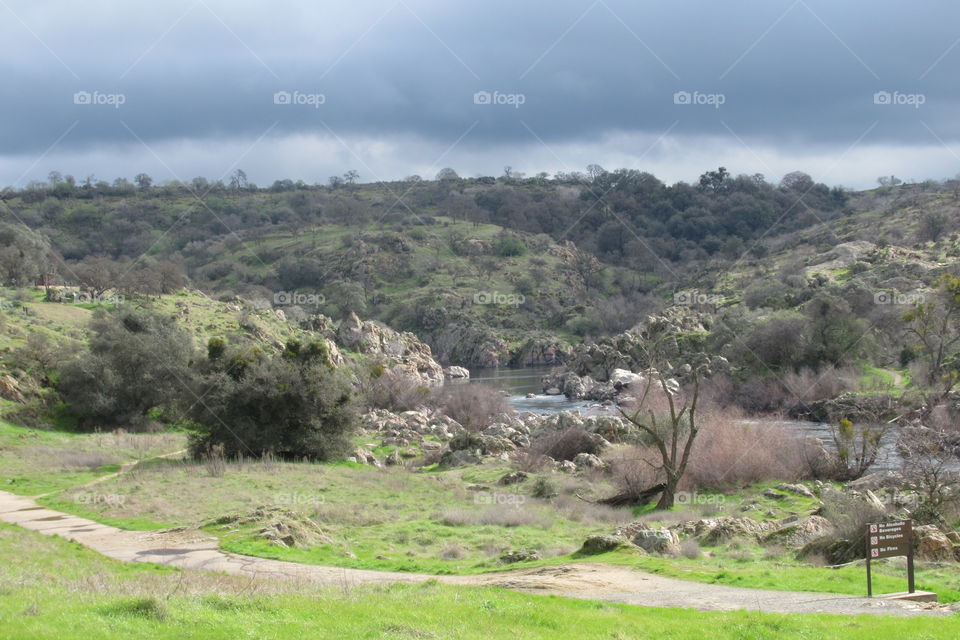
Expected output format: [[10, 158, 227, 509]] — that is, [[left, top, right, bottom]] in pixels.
[[462, 366, 598, 414], [459, 366, 903, 471]]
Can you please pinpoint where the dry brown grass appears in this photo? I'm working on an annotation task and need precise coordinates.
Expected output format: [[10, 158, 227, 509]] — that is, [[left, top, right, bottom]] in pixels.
[[436, 504, 554, 529], [684, 407, 809, 490], [433, 384, 513, 432], [549, 495, 633, 525], [439, 543, 466, 560], [528, 427, 602, 462]]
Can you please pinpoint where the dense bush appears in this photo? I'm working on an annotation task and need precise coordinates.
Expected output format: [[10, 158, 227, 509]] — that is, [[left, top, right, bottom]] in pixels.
[[529, 427, 603, 462], [189, 343, 357, 460], [58, 308, 197, 429]]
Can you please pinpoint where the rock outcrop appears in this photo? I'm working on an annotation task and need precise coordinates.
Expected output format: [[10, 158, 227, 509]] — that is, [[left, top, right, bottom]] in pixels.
[[337, 312, 445, 385], [763, 516, 834, 547], [511, 337, 572, 366], [579, 534, 633, 554], [0, 372, 27, 404], [615, 523, 681, 556], [914, 525, 956, 562], [564, 308, 715, 382]]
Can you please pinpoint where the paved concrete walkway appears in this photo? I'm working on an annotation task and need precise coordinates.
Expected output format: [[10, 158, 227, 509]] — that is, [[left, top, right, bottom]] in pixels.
[[0, 490, 947, 617]]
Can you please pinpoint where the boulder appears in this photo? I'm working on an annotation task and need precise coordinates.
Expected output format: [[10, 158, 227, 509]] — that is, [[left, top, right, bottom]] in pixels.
[[514, 338, 572, 366], [556, 460, 577, 473], [510, 434, 531, 448], [762, 488, 788, 500], [541, 372, 596, 400], [572, 452, 606, 470], [764, 516, 834, 547], [579, 535, 632, 555], [846, 472, 906, 492], [337, 312, 444, 386], [483, 424, 515, 438], [351, 448, 382, 468], [799, 536, 865, 565], [498, 471, 528, 486], [0, 374, 26, 404], [479, 435, 516, 455], [609, 369, 643, 389], [672, 517, 776, 545], [337, 312, 364, 347], [776, 483, 815, 498], [583, 416, 635, 442], [617, 525, 680, 556], [443, 366, 470, 379], [498, 549, 541, 564], [583, 381, 616, 402], [534, 411, 585, 434], [862, 489, 888, 514], [914, 525, 955, 562], [440, 449, 480, 467]]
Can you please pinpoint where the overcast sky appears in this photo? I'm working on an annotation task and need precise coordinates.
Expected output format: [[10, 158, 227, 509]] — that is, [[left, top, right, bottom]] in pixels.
[[2, 0, 959, 189]]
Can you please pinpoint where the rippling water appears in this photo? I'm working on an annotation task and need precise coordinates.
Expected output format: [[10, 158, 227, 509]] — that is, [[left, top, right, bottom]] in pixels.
[[459, 366, 602, 415], [458, 366, 905, 470]]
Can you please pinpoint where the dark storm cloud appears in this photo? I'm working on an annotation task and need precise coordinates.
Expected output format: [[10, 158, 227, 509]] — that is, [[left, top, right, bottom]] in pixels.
[[1, 0, 959, 176]]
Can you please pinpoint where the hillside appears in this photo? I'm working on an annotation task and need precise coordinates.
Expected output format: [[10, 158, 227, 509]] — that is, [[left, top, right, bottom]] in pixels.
[[0, 168, 855, 366], [2, 174, 958, 387]]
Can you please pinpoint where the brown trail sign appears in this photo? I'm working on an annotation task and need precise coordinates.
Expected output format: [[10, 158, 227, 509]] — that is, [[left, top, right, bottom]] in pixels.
[[865, 520, 914, 597]]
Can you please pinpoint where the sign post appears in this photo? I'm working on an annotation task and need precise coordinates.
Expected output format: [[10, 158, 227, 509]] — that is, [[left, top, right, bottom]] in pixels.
[[866, 520, 914, 597]]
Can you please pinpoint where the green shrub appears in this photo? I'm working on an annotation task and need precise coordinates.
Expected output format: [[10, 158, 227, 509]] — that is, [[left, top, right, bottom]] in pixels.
[[189, 346, 357, 461]]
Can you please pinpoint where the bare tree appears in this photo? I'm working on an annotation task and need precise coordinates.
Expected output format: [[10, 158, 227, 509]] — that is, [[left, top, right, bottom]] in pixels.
[[899, 426, 960, 523], [618, 368, 701, 509], [74, 255, 122, 297], [229, 169, 248, 191]]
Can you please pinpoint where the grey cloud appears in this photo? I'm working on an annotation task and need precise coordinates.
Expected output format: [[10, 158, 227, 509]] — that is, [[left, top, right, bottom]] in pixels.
[[2, 0, 959, 183]]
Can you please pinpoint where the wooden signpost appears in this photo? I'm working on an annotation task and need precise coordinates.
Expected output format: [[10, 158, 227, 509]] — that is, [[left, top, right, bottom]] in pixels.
[[866, 519, 914, 597]]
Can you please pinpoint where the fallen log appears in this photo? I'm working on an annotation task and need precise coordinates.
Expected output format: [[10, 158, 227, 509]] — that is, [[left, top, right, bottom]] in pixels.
[[587, 483, 666, 507]]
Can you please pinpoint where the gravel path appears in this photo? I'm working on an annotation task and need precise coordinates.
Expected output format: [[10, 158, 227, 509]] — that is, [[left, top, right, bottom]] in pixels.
[[0, 490, 947, 617]]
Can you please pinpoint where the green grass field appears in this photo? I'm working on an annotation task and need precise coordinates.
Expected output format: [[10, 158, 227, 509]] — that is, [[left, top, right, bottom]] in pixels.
[[4, 415, 955, 602], [0, 419, 185, 496], [2, 522, 958, 640]]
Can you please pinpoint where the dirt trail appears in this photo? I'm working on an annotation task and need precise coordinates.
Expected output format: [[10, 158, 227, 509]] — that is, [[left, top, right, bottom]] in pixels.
[[34, 449, 189, 498], [0, 490, 947, 618]]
